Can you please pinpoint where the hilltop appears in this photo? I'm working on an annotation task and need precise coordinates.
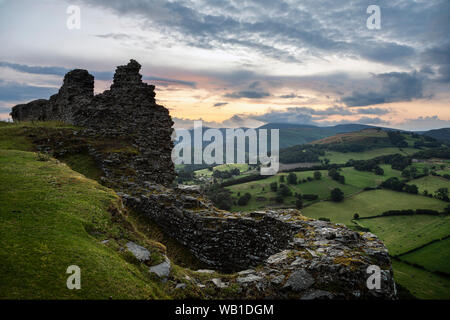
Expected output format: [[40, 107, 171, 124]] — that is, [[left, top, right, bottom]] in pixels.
[[2, 60, 397, 299]]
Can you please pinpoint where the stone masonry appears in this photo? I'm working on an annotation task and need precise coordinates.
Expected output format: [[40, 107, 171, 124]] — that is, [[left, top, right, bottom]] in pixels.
[[11, 60, 175, 186]]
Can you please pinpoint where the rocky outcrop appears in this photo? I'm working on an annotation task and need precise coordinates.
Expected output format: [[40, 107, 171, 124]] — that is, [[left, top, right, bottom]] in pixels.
[[11, 60, 175, 186], [122, 185, 397, 299]]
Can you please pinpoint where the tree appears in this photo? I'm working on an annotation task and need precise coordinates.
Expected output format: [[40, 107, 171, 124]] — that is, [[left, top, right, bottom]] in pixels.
[[275, 195, 284, 203], [353, 213, 360, 219], [278, 184, 292, 197], [331, 188, 344, 202], [295, 199, 303, 209], [435, 188, 449, 202], [401, 169, 411, 179], [404, 184, 418, 194], [279, 175, 285, 183], [237, 193, 252, 206], [381, 177, 405, 191], [270, 182, 278, 192], [374, 166, 384, 176], [314, 171, 322, 180], [287, 172, 298, 185]]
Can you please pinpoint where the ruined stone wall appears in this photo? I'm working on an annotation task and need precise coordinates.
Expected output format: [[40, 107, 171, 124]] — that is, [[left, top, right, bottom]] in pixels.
[[122, 185, 397, 298], [122, 186, 297, 271], [11, 60, 175, 186]]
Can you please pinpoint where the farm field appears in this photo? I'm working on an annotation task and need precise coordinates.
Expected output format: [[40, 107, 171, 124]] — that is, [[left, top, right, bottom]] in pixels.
[[400, 238, 450, 274], [301, 189, 448, 226], [320, 147, 417, 164], [227, 165, 401, 212], [195, 163, 250, 177], [410, 175, 450, 195], [392, 260, 450, 300], [356, 214, 450, 255]]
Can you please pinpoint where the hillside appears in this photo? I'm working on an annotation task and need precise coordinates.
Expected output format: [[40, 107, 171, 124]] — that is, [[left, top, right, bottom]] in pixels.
[[423, 128, 450, 143], [0, 149, 169, 299], [0, 121, 398, 300], [309, 128, 389, 145]]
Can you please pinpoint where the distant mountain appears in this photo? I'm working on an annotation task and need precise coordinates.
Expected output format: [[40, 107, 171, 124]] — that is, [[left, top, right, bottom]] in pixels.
[[256, 123, 392, 149], [421, 128, 450, 143], [258, 123, 318, 130], [174, 123, 401, 151]]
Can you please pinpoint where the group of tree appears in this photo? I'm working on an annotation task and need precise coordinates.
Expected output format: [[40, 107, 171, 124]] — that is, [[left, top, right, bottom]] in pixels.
[[380, 208, 448, 217], [328, 168, 345, 184], [330, 188, 344, 202], [279, 144, 325, 164], [348, 159, 384, 175], [204, 185, 234, 210], [380, 177, 418, 194], [387, 131, 408, 147], [237, 192, 252, 206], [401, 166, 426, 179], [212, 168, 240, 179]]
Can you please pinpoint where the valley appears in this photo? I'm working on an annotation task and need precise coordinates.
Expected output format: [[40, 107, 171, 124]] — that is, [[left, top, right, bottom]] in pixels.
[[182, 127, 450, 299]]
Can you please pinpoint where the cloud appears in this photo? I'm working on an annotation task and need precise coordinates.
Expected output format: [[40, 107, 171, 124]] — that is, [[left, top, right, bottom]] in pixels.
[[354, 117, 387, 125], [80, 0, 444, 66], [0, 61, 196, 87], [423, 42, 450, 83], [246, 106, 357, 124], [213, 102, 228, 107], [397, 116, 450, 131], [355, 107, 390, 115], [224, 91, 270, 99], [0, 105, 12, 113], [0, 80, 58, 102], [279, 94, 304, 99], [95, 33, 132, 40], [341, 71, 425, 107], [172, 115, 263, 129]]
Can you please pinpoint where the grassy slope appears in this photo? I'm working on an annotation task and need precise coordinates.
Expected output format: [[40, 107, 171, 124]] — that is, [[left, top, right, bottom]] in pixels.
[[409, 175, 450, 195], [357, 214, 450, 255], [227, 165, 401, 212], [195, 163, 250, 177], [0, 149, 169, 299], [392, 260, 450, 300], [400, 238, 450, 274], [302, 189, 448, 226], [320, 147, 417, 164]]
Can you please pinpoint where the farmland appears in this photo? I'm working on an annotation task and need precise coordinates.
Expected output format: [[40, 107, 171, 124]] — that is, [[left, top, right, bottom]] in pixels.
[[302, 190, 448, 226]]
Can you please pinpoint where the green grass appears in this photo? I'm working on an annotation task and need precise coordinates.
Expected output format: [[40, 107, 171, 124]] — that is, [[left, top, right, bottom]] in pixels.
[[357, 215, 450, 255], [302, 189, 449, 226], [227, 165, 402, 212], [320, 147, 417, 164], [392, 260, 450, 299], [195, 163, 250, 177], [409, 175, 450, 195], [59, 153, 103, 182], [0, 121, 78, 151], [0, 149, 169, 299], [400, 238, 450, 274]]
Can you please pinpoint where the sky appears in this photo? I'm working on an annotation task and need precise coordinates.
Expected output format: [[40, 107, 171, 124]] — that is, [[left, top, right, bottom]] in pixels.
[[0, 0, 449, 130]]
